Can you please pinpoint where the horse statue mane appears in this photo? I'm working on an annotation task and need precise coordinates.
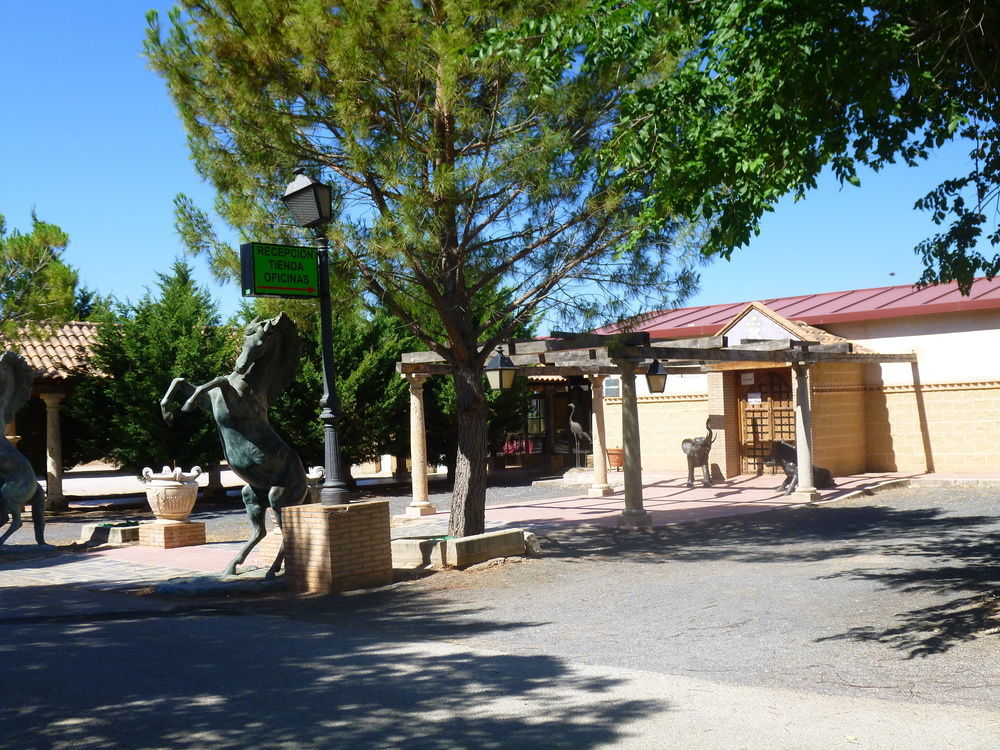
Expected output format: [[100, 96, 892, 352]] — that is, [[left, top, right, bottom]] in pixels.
[[239, 313, 303, 402], [0, 351, 36, 426]]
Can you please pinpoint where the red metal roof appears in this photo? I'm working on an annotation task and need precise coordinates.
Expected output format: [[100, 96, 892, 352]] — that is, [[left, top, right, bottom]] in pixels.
[[627, 278, 1000, 338]]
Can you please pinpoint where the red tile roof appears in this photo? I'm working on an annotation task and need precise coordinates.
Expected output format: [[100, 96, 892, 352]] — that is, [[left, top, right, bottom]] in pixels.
[[6, 321, 101, 385], [626, 278, 1000, 338]]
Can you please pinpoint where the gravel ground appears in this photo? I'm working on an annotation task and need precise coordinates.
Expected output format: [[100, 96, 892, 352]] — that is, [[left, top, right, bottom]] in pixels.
[[255, 484, 1000, 711], [2, 483, 998, 747]]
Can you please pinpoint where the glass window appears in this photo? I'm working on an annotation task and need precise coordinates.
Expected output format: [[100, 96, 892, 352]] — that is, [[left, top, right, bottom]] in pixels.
[[604, 377, 620, 397]]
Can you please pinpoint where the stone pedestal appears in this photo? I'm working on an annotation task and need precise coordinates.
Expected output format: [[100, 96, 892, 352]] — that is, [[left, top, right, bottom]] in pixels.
[[283, 500, 392, 593], [139, 521, 206, 548], [617, 508, 653, 529]]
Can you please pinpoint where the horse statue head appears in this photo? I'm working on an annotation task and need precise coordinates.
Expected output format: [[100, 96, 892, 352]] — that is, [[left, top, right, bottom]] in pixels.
[[234, 312, 303, 402]]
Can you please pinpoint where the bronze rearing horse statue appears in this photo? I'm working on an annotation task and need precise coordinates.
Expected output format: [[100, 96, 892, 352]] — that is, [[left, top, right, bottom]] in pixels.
[[161, 313, 309, 577]]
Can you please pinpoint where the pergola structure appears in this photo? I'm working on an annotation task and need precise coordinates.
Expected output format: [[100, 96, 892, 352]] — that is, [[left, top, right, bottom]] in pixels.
[[398, 332, 916, 527]]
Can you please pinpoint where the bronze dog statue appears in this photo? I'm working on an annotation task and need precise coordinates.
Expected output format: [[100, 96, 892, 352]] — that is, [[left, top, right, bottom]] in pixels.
[[764, 440, 835, 494]]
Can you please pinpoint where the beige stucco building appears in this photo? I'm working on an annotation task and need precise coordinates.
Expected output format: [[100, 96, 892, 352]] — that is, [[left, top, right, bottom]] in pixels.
[[601, 279, 1000, 478]]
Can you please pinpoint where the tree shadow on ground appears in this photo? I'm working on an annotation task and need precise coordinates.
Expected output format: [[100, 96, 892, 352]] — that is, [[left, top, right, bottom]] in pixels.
[[0, 583, 663, 748], [539, 503, 998, 566], [538, 498, 1000, 658], [816, 530, 1000, 658]]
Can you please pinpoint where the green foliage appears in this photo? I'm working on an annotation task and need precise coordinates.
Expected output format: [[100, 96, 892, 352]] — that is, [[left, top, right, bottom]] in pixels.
[[66, 261, 239, 475], [145, 0, 705, 535], [501, 0, 1000, 292], [14, 396, 94, 476], [267, 305, 415, 474], [145, 0, 702, 355], [0, 212, 78, 333]]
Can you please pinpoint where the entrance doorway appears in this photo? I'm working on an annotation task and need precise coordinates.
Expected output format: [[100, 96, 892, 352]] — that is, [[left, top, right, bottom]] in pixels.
[[738, 369, 794, 474]]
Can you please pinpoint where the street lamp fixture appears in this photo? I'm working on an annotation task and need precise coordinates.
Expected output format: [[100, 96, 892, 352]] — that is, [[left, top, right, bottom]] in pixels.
[[644, 358, 668, 394], [282, 172, 333, 228], [282, 172, 348, 505], [485, 346, 518, 391]]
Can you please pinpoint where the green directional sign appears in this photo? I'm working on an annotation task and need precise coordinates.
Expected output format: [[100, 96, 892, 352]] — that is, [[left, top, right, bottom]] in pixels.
[[240, 242, 319, 298]]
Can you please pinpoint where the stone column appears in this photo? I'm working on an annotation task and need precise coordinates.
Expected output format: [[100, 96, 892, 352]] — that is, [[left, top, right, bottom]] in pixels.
[[404, 373, 437, 517], [40, 392, 67, 511], [615, 360, 651, 527], [792, 363, 820, 501], [5, 420, 21, 449], [587, 374, 613, 497]]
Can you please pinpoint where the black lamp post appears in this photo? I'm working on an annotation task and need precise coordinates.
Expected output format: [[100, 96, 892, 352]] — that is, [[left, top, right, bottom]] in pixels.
[[484, 346, 518, 391], [644, 358, 668, 394], [282, 172, 348, 505]]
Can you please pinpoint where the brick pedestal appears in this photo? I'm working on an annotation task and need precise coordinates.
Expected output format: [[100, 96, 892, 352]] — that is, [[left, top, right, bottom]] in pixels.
[[139, 521, 206, 548], [246, 527, 284, 568], [283, 500, 392, 593]]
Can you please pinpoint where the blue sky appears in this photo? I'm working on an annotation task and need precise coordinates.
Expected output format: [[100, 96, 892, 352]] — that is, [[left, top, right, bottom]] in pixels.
[[0, 2, 979, 323]]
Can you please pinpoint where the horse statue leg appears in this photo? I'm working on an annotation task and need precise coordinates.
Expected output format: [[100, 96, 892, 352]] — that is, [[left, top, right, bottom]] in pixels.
[[161, 377, 196, 425], [224, 484, 268, 575], [0, 495, 22, 546], [266, 505, 286, 580], [180, 376, 231, 414]]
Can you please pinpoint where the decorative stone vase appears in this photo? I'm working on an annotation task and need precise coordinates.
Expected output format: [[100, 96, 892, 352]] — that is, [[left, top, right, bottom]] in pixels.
[[141, 466, 202, 523], [606, 448, 625, 471], [306, 466, 325, 503]]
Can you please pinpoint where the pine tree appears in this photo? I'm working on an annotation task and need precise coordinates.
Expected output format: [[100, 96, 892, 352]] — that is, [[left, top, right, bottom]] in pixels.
[[145, 1, 700, 535], [0, 212, 78, 334]]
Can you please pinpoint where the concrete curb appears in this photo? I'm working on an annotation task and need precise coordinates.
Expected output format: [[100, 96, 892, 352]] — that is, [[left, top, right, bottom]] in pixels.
[[806, 475, 1000, 509]]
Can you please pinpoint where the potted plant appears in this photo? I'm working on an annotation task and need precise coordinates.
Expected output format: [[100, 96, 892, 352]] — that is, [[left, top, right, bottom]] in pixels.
[[606, 447, 625, 471]]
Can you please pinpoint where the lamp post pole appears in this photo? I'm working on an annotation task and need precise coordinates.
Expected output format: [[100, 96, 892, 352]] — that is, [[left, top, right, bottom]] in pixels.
[[316, 234, 349, 505]]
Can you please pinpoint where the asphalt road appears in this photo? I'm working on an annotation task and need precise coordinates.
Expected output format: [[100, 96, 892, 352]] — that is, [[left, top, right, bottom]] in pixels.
[[2, 485, 998, 748]]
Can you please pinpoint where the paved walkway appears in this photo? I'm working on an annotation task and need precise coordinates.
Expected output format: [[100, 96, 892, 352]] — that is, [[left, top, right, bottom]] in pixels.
[[393, 470, 968, 536], [5, 469, 995, 590]]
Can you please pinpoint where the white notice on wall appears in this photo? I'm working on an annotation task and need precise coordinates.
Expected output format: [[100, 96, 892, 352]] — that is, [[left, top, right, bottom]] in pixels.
[[740, 373, 755, 385], [747, 392, 763, 404]]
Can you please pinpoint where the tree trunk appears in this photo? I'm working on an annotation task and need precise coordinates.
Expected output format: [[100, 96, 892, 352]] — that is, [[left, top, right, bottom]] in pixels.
[[448, 362, 489, 537]]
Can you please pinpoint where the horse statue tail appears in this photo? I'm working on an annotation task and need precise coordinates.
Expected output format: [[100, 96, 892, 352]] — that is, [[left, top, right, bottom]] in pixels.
[[30, 485, 46, 545]]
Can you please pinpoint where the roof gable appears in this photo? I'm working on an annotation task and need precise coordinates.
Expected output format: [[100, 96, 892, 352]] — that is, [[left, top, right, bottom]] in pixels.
[[716, 302, 819, 343]]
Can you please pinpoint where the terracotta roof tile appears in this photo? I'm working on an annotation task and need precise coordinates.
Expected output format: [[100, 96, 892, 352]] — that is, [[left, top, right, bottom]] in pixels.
[[6, 321, 101, 383]]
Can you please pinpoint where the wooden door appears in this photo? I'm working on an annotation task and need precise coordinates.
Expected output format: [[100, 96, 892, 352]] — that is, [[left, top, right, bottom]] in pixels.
[[738, 369, 795, 474]]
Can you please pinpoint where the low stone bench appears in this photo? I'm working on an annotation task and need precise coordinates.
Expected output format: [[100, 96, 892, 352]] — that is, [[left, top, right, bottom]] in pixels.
[[392, 528, 534, 569], [79, 522, 140, 546]]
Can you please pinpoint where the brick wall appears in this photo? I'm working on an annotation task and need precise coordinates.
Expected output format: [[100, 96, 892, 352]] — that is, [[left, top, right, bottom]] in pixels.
[[865, 381, 1000, 473], [708, 371, 741, 477], [603, 393, 712, 473], [810, 363, 868, 475], [603, 368, 1000, 478], [283, 500, 392, 593]]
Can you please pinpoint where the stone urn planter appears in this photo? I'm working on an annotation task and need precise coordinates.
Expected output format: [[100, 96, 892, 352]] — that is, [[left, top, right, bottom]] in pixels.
[[306, 466, 325, 503], [141, 466, 202, 523]]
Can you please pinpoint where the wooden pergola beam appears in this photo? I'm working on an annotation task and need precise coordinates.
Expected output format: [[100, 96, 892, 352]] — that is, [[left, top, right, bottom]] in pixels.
[[400, 338, 915, 371]]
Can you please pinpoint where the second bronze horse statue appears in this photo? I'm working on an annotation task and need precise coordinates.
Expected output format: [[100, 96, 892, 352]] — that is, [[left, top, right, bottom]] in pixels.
[[161, 313, 309, 578]]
